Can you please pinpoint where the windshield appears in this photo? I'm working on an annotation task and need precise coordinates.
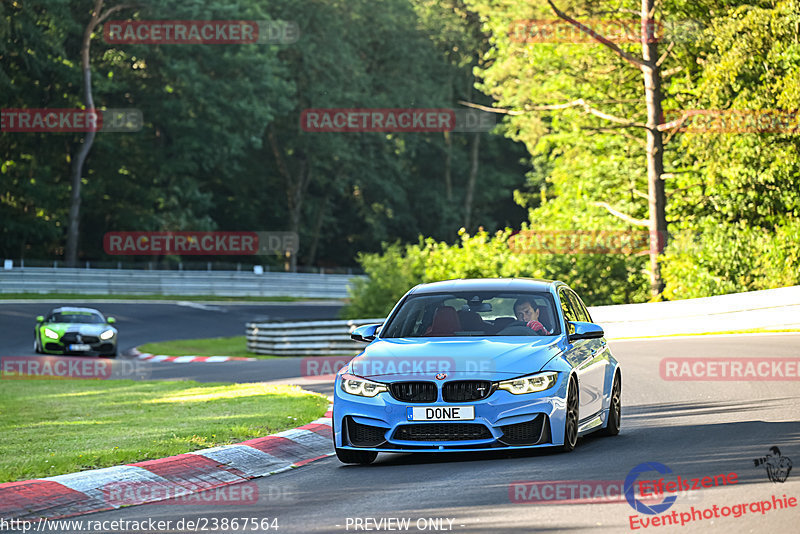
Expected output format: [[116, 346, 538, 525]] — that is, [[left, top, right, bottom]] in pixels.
[[47, 312, 106, 324], [381, 291, 560, 338]]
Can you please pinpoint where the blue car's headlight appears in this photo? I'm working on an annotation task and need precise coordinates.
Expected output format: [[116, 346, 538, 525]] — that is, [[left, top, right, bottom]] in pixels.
[[341, 374, 388, 397], [100, 329, 115, 340], [44, 328, 59, 340], [497, 372, 558, 394]]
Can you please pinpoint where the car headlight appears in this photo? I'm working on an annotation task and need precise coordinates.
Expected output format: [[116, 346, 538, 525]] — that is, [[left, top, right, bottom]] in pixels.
[[44, 328, 59, 340], [340, 374, 388, 397], [100, 329, 115, 340], [497, 372, 558, 395]]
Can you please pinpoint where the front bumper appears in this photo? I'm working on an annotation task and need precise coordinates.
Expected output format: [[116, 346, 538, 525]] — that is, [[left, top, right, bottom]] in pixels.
[[333, 374, 569, 452], [43, 332, 116, 355]]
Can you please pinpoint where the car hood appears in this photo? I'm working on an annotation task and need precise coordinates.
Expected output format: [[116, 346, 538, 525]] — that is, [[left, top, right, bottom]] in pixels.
[[41, 323, 112, 335], [347, 337, 562, 382]]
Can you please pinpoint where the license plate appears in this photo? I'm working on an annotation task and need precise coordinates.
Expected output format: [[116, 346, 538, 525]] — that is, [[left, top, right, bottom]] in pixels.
[[68, 344, 92, 351], [407, 406, 475, 421]]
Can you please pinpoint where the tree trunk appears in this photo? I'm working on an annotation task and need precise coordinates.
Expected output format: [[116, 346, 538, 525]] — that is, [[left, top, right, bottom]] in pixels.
[[444, 76, 453, 203], [641, 0, 667, 299], [544, 0, 669, 299], [305, 193, 329, 265], [267, 127, 311, 273], [443, 130, 453, 201], [286, 160, 308, 273], [65, 0, 104, 267], [463, 132, 480, 229]]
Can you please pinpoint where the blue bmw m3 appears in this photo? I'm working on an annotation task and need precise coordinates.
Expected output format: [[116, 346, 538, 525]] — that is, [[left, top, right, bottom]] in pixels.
[[332, 278, 622, 464]]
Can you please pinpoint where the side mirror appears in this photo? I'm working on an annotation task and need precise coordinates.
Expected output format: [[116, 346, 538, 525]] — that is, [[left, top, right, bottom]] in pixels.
[[567, 321, 604, 342], [106, 317, 116, 324], [36, 315, 44, 323], [351, 323, 381, 343]]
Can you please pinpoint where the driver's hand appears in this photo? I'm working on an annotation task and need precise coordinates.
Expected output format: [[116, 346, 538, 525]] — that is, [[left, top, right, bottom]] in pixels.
[[526, 320, 548, 334]]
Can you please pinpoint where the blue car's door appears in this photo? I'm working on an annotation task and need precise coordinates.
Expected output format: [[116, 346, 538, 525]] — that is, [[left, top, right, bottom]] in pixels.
[[559, 288, 608, 422]]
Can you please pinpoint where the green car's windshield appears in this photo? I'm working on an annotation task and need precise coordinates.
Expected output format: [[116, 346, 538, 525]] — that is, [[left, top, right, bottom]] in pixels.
[[47, 312, 106, 324], [381, 291, 560, 338]]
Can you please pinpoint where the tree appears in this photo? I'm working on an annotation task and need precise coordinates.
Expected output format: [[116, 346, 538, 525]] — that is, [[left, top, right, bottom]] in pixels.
[[65, 0, 137, 266]]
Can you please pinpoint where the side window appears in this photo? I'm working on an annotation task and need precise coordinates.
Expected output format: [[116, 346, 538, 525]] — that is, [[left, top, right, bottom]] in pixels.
[[558, 288, 578, 334], [567, 290, 591, 322]]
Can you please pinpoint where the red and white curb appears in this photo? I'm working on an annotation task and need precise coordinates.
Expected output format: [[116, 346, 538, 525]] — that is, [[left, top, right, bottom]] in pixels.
[[0, 408, 333, 521], [129, 347, 256, 363]]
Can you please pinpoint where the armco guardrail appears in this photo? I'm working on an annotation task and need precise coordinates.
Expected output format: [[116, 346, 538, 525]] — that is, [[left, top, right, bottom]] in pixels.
[[0, 267, 362, 298], [246, 318, 384, 356], [245, 286, 800, 356]]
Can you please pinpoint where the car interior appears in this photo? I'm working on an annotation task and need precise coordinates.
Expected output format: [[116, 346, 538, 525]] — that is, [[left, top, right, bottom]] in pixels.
[[384, 293, 559, 337]]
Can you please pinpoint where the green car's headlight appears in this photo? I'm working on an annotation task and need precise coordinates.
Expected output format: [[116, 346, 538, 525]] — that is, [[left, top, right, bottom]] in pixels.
[[100, 329, 115, 340], [44, 328, 59, 340], [497, 372, 558, 395], [340, 374, 388, 398]]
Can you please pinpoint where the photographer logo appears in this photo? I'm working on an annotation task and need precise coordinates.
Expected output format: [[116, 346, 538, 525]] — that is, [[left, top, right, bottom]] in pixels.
[[754, 447, 793, 483]]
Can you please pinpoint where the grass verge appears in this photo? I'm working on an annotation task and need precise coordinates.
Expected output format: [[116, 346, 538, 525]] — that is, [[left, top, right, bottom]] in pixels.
[[0, 379, 328, 483], [137, 336, 270, 359], [0, 293, 337, 302]]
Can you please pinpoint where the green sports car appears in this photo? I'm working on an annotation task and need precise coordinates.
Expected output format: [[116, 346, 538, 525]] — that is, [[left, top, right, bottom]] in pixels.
[[34, 307, 118, 357]]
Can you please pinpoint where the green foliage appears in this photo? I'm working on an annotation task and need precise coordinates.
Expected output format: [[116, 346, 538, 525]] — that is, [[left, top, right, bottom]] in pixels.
[[341, 227, 650, 318], [662, 218, 800, 299], [0, 0, 529, 266], [344, 0, 798, 317], [3, 0, 798, 306]]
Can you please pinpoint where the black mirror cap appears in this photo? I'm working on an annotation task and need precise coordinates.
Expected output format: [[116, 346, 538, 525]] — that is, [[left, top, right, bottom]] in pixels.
[[567, 321, 605, 342]]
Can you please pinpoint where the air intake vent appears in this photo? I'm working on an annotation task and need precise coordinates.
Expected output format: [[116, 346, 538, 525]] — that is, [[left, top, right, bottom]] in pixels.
[[389, 382, 437, 402], [393, 423, 492, 442], [442, 381, 493, 402]]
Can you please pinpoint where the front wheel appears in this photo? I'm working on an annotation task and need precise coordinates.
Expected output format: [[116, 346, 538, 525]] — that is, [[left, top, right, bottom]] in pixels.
[[601, 373, 621, 436], [559, 377, 579, 452], [335, 447, 377, 465], [33, 337, 42, 354]]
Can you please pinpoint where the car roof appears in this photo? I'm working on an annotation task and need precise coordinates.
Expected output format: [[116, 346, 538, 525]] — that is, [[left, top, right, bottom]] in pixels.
[[408, 278, 565, 295], [50, 307, 103, 315]]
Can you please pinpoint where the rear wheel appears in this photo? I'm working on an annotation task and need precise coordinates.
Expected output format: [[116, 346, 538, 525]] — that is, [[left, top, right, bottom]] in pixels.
[[559, 377, 579, 452], [335, 447, 377, 465], [602, 373, 621, 436]]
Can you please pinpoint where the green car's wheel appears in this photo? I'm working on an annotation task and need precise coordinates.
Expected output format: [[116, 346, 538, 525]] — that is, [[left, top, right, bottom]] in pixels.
[[33, 336, 42, 354]]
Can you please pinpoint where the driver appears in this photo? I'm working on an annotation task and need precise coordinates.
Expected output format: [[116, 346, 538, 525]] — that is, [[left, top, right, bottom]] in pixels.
[[514, 298, 550, 335]]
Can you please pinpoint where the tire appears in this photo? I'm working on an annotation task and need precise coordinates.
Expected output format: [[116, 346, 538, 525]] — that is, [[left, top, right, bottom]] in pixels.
[[34, 336, 42, 354], [601, 373, 621, 436], [101, 347, 118, 358], [335, 447, 377, 465], [559, 377, 579, 452]]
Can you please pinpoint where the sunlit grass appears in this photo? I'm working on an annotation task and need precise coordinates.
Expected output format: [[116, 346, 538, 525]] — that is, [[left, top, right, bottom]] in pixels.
[[146, 383, 309, 404], [0, 379, 328, 482]]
